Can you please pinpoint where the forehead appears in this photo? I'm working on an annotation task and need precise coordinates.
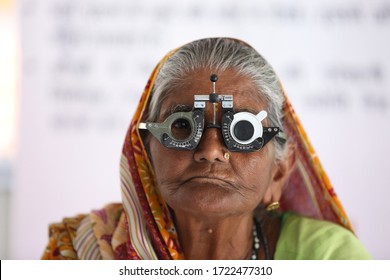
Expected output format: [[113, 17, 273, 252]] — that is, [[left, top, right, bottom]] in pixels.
[[160, 69, 266, 115]]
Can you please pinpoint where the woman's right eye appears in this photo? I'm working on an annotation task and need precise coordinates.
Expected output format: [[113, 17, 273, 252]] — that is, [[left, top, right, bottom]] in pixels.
[[171, 118, 192, 140]]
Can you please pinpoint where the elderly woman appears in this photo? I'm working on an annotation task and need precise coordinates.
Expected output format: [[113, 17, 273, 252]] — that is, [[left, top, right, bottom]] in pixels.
[[42, 38, 371, 260]]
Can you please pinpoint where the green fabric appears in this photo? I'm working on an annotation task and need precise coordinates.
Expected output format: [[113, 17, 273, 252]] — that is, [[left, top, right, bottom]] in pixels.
[[274, 212, 372, 260]]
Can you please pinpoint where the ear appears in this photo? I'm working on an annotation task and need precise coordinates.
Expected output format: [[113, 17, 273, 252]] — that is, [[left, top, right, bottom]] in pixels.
[[262, 142, 296, 205]]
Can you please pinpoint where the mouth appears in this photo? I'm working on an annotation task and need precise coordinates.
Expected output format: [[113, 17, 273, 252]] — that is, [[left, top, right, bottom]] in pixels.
[[181, 176, 235, 189]]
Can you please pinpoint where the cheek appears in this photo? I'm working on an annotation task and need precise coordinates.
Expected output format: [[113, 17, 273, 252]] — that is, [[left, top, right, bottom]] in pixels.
[[233, 151, 275, 195], [148, 139, 190, 183], [149, 139, 171, 179]]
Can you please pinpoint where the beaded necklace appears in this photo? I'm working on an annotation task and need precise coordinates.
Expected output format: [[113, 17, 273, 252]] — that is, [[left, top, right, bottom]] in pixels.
[[251, 218, 270, 260]]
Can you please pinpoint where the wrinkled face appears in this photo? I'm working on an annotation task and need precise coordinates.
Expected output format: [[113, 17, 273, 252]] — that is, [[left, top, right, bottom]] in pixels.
[[148, 68, 277, 217]]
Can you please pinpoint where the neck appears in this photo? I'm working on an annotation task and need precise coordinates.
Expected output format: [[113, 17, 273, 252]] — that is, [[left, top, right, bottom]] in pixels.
[[173, 211, 254, 260]]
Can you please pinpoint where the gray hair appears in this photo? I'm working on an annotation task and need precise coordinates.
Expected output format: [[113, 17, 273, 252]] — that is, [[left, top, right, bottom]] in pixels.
[[146, 38, 287, 160]]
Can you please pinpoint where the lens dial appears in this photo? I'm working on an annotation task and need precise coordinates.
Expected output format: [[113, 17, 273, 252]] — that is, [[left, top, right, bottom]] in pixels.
[[161, 110, 204, 150], [221, 111, 264, 152]]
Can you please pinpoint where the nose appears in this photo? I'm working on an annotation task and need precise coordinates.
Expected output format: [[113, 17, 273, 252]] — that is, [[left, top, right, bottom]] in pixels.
[[193, 127, 228, 163]]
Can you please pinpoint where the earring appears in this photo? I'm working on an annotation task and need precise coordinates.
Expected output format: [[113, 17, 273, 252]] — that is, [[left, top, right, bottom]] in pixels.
[[223, 152, 230, 160], [266, 201, 280, 212]]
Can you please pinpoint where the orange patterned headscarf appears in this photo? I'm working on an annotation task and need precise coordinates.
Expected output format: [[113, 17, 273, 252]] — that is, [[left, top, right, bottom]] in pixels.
[[119, 38, 352, 260]]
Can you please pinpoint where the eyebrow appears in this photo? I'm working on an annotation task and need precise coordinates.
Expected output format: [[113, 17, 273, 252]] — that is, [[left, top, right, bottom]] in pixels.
[[160, 104, 193, 120], [160, 103, 264, 120]]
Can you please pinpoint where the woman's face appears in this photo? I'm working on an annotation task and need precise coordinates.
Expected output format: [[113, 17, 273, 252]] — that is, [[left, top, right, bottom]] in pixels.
[[148, 68, 279, 217]]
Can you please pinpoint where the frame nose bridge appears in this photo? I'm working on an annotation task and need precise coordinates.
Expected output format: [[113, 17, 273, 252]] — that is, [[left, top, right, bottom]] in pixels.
[[203, 100, 223, 128], [197, 124, 226, 151]]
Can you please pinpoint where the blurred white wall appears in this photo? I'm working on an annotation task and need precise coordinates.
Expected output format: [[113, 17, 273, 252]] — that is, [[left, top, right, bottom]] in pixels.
[[6, 0, 390, 259]]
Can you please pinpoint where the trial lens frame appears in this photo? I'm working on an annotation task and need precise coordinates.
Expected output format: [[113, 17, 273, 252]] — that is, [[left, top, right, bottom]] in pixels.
[[138, 74, 285, 152]]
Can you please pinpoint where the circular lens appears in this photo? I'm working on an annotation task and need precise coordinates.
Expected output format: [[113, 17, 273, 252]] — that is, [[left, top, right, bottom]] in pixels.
[[171, 118, 192, 140], [233, 120, 254, 142]]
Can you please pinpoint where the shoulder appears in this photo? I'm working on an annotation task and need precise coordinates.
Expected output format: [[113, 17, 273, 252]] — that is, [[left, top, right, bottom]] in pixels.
[[41, 203, 123, 260], [41, 214, 86, 259], [274, 212, 372, 260]]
